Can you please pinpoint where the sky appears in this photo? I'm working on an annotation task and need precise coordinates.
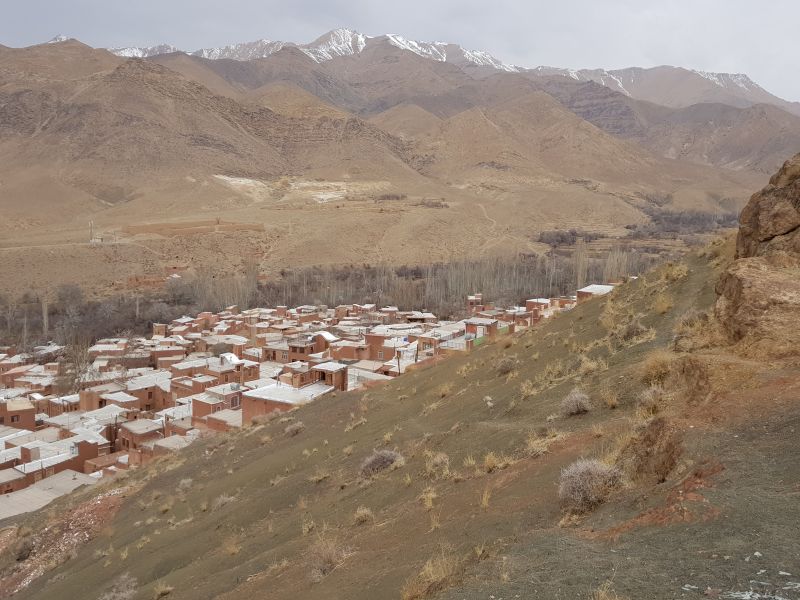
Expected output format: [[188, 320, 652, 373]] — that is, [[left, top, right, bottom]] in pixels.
[[2, 0, 799, 101]]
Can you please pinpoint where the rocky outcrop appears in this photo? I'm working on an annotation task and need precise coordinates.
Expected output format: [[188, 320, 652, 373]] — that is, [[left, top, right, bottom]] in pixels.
[[716, 153, 800, 357], [736, 153, 800, 258]]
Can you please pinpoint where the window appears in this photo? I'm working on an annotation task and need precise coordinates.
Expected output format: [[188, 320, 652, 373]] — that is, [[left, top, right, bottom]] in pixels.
[[0, 417, 4, 424], [378, 351, 384, 360], [11, 415, 19, 423]]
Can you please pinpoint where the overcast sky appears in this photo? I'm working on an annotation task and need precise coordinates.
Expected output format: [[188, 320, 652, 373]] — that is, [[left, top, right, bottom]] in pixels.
[[3, 0, 799, 101]]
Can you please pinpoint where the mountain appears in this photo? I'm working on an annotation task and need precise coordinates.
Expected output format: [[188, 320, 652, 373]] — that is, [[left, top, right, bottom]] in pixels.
[[107, 28, 799, 118], [109, 28, 520, 72], [532, 65, 800, 117]]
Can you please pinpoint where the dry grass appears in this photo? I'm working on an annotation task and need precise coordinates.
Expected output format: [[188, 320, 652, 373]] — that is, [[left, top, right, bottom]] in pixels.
[[636, 385, 667, 417], [653, 292, 673, 315], [437, 382, 454, 398], [560, 388, 591, 416], [661, 262, 689, 282], [360, 449, 404, 478], [222, 536, 241, 556], [419, 486, 438, 511], [479, 488, 491, 510], [401, 548, 461, 600], [640, 349, 675, 385], [309, 535, 352, 582], [590, 580, 629, 600], [558, 459, 621, 513], [344, 416, 368, 432], [495, 356, 516, 376], [482, 451, 513, 473], [353, 506, 374, 526], [424, 451, 451, 480], [308, 468, 330, 484], [211, 494, 236, 512], [284, 421, 305, 437], [152, 583, 173, 599]]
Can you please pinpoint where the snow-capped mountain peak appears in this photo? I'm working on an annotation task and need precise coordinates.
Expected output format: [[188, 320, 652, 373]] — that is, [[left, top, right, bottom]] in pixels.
[[301, 28, 368, 61], [47, 35, 71, 44], [690, 70, 762, 92], [106, 28, 519, 73]]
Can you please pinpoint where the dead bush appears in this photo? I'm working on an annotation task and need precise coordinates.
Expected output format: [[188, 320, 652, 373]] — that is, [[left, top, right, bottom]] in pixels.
[[558, 459, 621, 512], [309, 535, 351, 582], [495, 357, 516, 376], [616, 417, 682, 483], [211, 494, 236, 512], [640, 350, 674, 386], [353, 506, 374, 526], [560, 388, 591, 416], [359, 449, 404, 478], [636, 385, 667, 416], [14, 537, 34, 562], [99, 573, 139, 600], [670, 355, 711, 403], [284, 421, 305, 437], [590, 580, 629, 600], [401, 548, 461, 600]]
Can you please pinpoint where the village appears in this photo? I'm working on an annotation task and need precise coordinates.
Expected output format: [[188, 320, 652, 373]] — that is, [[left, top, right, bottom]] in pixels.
[[0, 283, 617, 519]]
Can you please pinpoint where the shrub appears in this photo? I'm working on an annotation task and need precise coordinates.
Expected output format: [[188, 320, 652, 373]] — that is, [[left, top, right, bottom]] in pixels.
[[353, 506, 374, 526], [153, 583, 173, 599], [637, 385, 667, 416], [495, 357, 516, 376], [401, 548, 461, 600], [359, 449, 404, 478], [640, 350, 674, 385], [560, 388, 591, 416], [309, 535, 351, 582], [616, 417, 682, 483], [176, 478, 193, 493], [211, 494, 236, 512], [558, 459, 621, 512], [284, 421, 305, 437]]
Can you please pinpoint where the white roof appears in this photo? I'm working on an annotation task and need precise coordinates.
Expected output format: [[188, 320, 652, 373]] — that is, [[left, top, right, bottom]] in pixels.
[[244, 382, 333, 406], [312, 362, 348, 373], [577, 284, 615, 295]]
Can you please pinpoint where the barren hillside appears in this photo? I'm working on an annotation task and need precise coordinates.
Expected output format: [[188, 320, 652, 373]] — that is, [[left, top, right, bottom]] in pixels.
[[2, 158, 800, 599]]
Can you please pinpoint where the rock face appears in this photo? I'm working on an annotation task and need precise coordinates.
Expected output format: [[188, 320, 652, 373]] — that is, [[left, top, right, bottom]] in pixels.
[[737, 153, 800, 258], [716, 153, 800, 356]]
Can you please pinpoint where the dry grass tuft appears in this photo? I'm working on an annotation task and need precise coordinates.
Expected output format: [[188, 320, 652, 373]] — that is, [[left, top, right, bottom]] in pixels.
[[152, 583, 174, 599], [653, 292, 673, 315], [558, 459, 621, 513], [359, 449, 404, 478], [418, 486, 438, 511], [437, 382, 454, 398], [211, 494, 236, 512], [640, 350, 674, 386], [495, 356, 517, 376], [424, 451, 451, 480], [636, 385, 667, 417], [284, 421, 305, 437], [309, 535, 352, 582], [344, 416, 367, 432], [480, 488, 491, 510], [561, 388, 591, 416], [401, 548, 462, 600], [353, 506, 374, 526], [482, 451, 513, 473], [590, 580, 629, 600]]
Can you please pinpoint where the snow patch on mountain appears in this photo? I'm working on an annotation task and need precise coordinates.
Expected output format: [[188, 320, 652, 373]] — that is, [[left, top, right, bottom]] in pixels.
[[47, 35, 71, 44], [301, 28, 368, 61], [193, 39, 287, 61], [386, 34, 448, 62], [107, 28, 518, 73], [110, 44, 180, 58], [691, 70, 761, 92]]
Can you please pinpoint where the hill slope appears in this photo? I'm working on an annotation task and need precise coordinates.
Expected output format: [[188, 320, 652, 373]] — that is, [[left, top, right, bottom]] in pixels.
[[4, 159, 800, 599]]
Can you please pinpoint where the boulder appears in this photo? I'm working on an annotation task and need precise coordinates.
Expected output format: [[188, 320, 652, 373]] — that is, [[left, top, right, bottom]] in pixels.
[[737, 153, 800, 259], [715, 253, 800, 357], [717, 153, 800, 356]]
